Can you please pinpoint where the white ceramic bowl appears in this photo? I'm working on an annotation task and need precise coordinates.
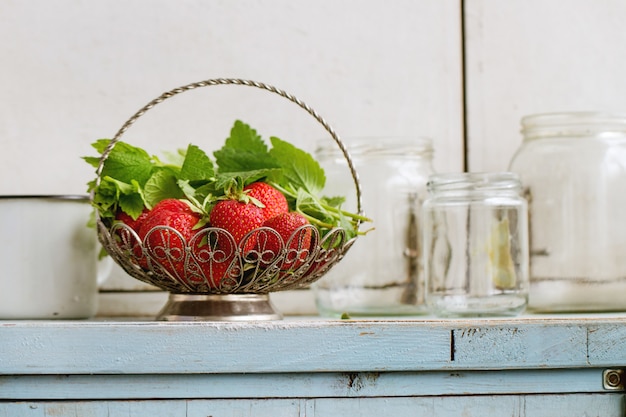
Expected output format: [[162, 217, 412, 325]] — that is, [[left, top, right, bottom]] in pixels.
[[0, 195, 99, 319]]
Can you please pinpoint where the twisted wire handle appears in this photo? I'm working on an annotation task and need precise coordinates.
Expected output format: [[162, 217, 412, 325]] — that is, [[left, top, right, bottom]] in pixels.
[[95, 78, 363, 219]]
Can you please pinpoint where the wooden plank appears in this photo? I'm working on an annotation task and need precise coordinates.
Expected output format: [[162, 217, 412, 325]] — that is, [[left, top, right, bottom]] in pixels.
[[0, 395, 622, 417], [0, 400, 301, 417], [587, 323, 626, 365], [464, 0, 626, 172], [451, 323, 588, 368], [523, 393, 625, 417], [0, 320, 451, 374], [0, 369, 607, 400], [3, 316, 626, 375]]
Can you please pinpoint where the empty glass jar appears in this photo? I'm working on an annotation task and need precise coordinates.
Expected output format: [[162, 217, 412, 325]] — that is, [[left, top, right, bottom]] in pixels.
[[423, 172, 529, 317], [313, 137, 434, 317], [509, 112, 626, 312]]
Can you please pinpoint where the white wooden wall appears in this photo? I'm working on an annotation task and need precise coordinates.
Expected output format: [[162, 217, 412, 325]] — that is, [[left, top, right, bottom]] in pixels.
[[1, 0, 623, 316], [465, 0, 626, 171]]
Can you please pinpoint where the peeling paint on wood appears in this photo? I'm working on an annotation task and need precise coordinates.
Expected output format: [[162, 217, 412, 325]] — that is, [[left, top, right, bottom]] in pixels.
[[2, 315, 626, 415], [0, 395, 622, 417]]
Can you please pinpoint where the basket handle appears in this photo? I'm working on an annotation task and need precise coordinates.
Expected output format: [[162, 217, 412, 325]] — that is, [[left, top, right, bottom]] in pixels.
[[95, 78, 363, 220]]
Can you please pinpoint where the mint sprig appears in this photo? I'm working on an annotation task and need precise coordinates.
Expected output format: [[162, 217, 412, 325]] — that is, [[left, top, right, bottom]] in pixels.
[[268, 136, 325, 195], [85, 120, 371, 239], [214, 120, 280, 173]]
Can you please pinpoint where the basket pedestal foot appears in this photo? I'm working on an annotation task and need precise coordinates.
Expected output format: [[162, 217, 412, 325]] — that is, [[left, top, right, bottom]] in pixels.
[[156, 293, 283, 321]]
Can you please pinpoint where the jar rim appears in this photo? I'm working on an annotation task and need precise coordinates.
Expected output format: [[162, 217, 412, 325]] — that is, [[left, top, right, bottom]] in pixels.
[[521, 111, 626, 139], [315, 136, 434, 157], [427, 172, 521, 192]]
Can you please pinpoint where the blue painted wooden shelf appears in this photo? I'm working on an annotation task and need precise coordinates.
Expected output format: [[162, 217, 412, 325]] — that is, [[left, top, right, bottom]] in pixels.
[[1, 314, 625, 416]]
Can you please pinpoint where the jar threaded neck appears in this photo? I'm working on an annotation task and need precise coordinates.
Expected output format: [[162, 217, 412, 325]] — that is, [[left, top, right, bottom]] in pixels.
[[521, 112, 626, 140], [427, 172, 522, 195]]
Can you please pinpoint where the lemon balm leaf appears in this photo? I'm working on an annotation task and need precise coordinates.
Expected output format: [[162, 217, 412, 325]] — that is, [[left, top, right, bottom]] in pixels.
[[227, 120, 267, 153], [180, 144, 215, 181], [118, 192, 146, 220], [98, 141, 154, 186], [143, 169, 185, 209], [269, 136, 325, 195], [214, 120, 280, 172], [93, 176, 145, 220]]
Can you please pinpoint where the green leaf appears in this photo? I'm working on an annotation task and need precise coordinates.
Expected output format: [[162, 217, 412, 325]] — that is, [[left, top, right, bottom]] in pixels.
[[228, 120, 268, 153], [82, 156, 101, 169], [337, 209, 357, 240], [215, 169, 282, 190], [180, 144, 215, 181], [217, 147, 279, 172], [213, 120, 280, 172], [177, 179, 211, 209], [84, 121, 371, 245], [321, 195, 346, 208], [90, 138, 114, 154], [143, 169, 185, 208], [269, 136, 325, 195], [118, 192, 146, 220], [106, 177, 139, 195], [177, 179, 200, 206], [91, 177, 120, 217], [91, 176, 145, 220], [99, 141, 154, 186], [294, 188, 334, 226], [161, 148, 186, 167]]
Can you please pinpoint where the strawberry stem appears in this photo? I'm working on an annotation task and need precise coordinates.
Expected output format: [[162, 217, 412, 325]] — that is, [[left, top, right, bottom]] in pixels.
[[322, 204, 372, 222], [297, 212, 335, 229]]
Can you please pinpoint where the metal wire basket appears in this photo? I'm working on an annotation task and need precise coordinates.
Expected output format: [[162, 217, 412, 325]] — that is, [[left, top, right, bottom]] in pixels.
[[93, 78, 364, 321]]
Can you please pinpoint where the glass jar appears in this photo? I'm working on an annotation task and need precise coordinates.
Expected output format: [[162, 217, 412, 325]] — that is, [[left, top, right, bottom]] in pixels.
[[423, 172, 529, 317], [509, 112, 626, 312], [312, 137, 435, 317]]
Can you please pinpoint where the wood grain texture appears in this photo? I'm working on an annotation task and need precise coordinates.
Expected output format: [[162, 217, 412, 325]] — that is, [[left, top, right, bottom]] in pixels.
[[0, 395, 622, 417], [464, 0, 626, 172], [0, 369, 607, 400], [0, 319, 452, 374], [451, 324, 588, 368], [2, 316, 625, 414], [587, 323, 626, 365], [2, 315, 626, 375]]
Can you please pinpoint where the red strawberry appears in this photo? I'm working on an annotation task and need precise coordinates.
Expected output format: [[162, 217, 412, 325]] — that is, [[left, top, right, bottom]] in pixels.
[[209, 199, 265, 251], [140, 199, 199, 235], [112, 208, 150, 261], [192, 239, 235, 289], [259, 212, 312, 270], [138, 199, 203, 280], [149, 199, 193, 214], [244, 182, 288, 221], [115, 208, 149, 232]]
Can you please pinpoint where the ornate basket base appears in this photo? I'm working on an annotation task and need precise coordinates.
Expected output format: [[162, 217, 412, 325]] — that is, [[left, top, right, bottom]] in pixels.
[[156, 293, 283, 321]]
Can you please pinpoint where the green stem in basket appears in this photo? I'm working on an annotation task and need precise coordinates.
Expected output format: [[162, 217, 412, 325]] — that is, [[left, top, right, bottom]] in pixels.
[[269, 182, 371, 237]]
